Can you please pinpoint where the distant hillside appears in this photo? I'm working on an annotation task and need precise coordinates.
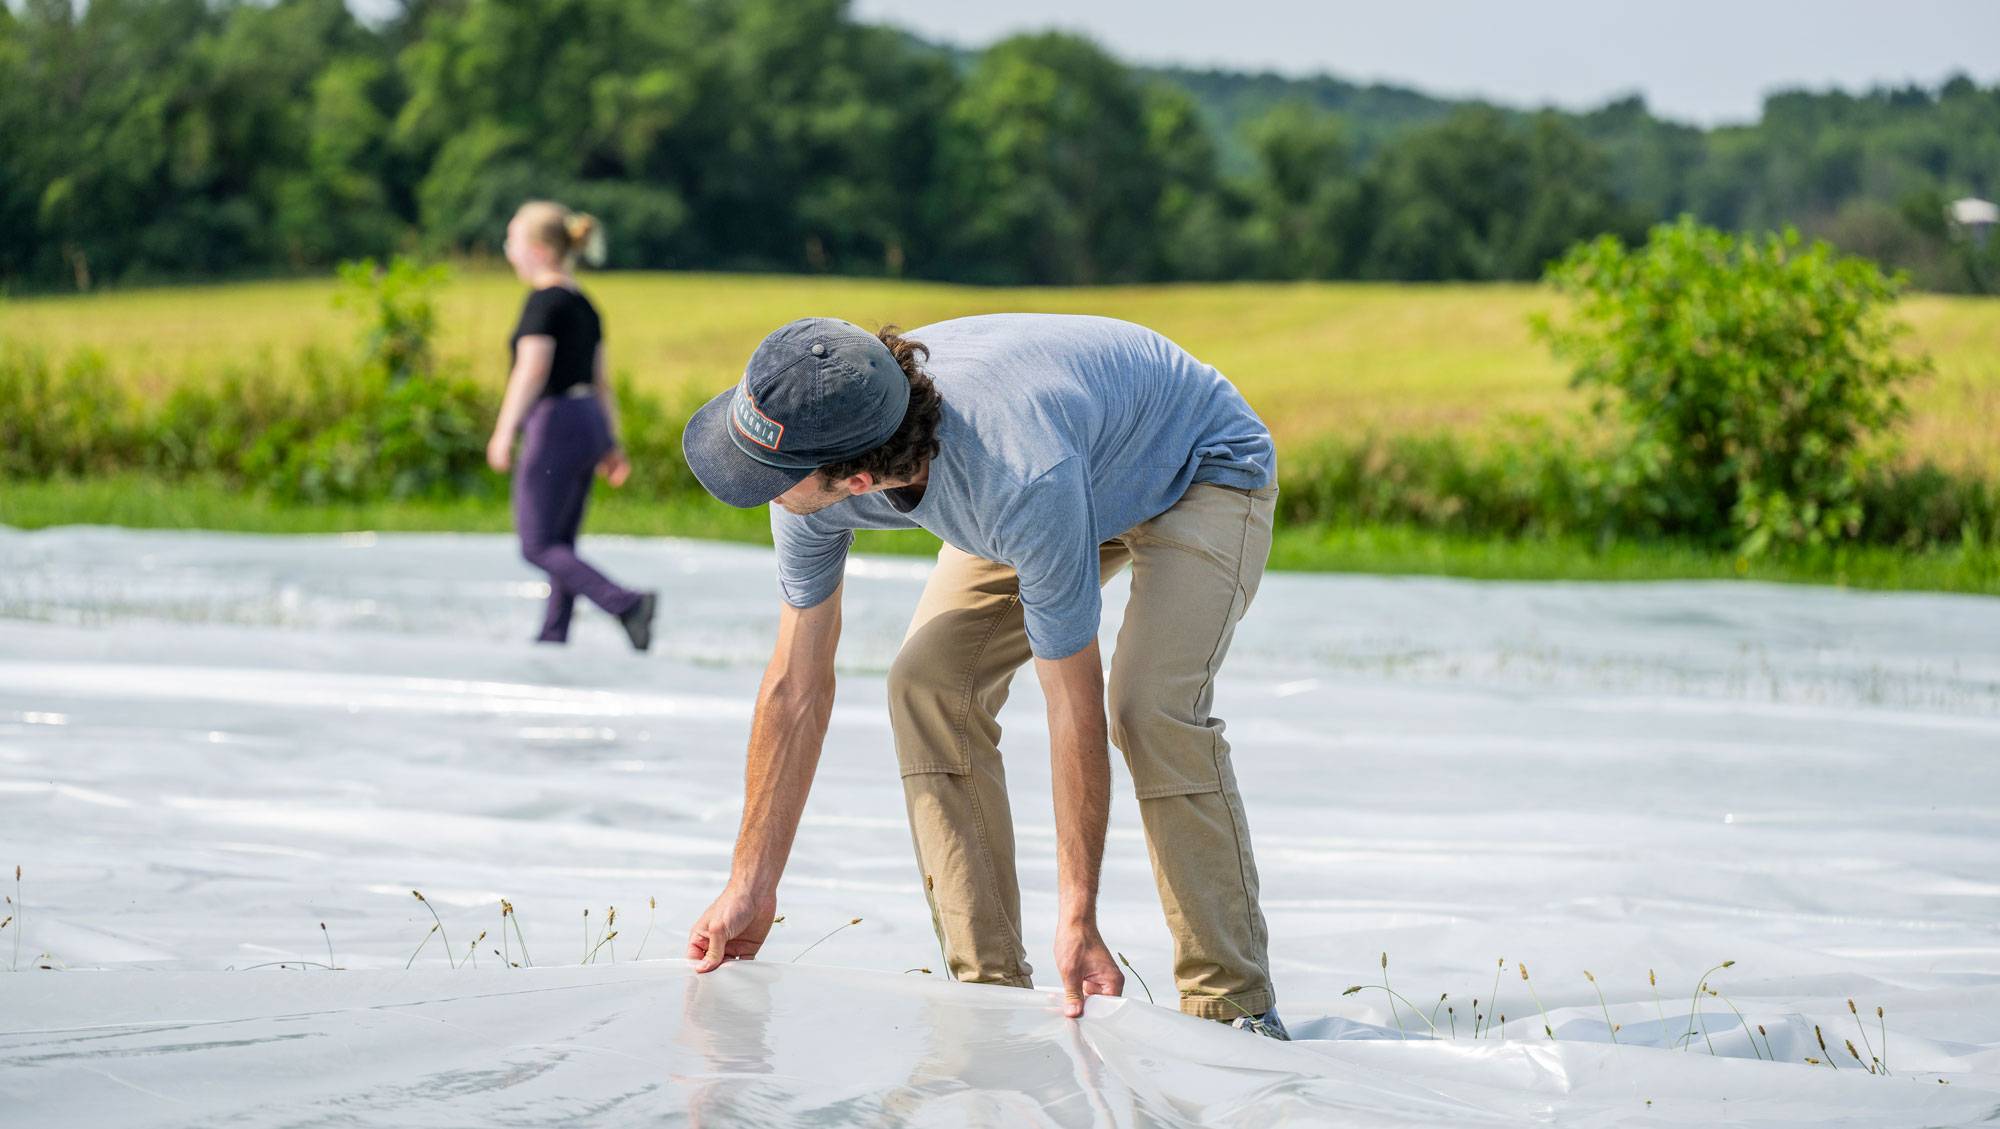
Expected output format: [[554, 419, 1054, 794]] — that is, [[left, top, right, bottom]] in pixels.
[[1142, 65, 1472, 174]]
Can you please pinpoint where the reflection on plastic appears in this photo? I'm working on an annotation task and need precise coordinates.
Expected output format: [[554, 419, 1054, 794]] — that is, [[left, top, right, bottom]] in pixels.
[[4, 962, 1996, 1128]]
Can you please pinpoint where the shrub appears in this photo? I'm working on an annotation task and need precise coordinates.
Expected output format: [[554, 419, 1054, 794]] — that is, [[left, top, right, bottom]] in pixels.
[[334, 256, 451, 384], [612, 384, 707, 499], [0, 349, 142, 477], [255, 362, 496, 503], [1535, 217, 1928, 555]]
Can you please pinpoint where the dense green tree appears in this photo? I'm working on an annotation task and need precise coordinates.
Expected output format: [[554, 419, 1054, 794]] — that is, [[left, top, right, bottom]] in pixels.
[[1142, 81, 1245, 281], [1363, 109, 1639, 281], [2, 2, 1997, 291], [1240, 101, 1367, 279], [932, 32, 1167, 284]]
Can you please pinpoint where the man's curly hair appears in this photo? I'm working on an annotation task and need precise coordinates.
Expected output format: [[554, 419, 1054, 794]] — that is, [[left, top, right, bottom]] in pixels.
[[819, 327, 942, 484]]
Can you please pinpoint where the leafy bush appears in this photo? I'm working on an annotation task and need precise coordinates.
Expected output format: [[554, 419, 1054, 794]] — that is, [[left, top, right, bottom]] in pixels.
[[334, 256, 451, 384], [1535, 217, 1928, 555], [612, 384, 707, 499], [0, 349, 141, 477], [251, 363, 494, 503]]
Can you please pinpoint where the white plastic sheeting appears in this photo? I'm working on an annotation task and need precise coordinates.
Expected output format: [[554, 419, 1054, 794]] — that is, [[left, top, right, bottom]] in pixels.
[[2, 527, 1998, 1126]]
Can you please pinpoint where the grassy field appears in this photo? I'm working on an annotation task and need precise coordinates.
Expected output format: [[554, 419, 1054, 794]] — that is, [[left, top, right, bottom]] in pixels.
[[4, 270, 1998, 473], [5, 476, 1994, 595], [4, 271, 1997, 593]]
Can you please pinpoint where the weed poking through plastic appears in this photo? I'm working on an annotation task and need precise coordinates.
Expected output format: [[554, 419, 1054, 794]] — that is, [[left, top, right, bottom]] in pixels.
[[1682, 961, 1733, 1054], [406, 923, 438, 969], [1117, 951, 1155, 1005], [1850, 999, 1883, 1074], [1518, 963, 1554, 1039], [792, 918, 862, 964], [633, 897, 657, 961], [501, 899, 531, 967], [412, 891, 454, 969], [1584, 970, 1618, 1044]]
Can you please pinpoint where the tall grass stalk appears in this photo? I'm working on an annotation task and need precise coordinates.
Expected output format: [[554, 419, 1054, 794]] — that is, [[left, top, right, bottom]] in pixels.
[[1341, 985, 1441, 1038], [502, 899, 532, 967], [1483, 958, 1504, 1039], [1682, 961, 1733, 1053], [412, 891, 454, 969], [584, 930, 619, 965], [1380, 952, 1407, 1040], [1650, 969, 1666, 1037], [1584, 971, 1617, 1044], [1117, 951, 1155, 1005], [1708, 988, 1761, 1060], [1520, 963, 1554, 1039], [406, 923, 438, 969], [791, 918, 862, 964], [632, 897, 657, 961], [1850, 999, 1882, 1074]]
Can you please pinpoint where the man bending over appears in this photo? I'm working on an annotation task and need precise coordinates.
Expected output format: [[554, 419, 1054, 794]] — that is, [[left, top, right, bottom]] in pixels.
[[680, 314, 1286, 1038]]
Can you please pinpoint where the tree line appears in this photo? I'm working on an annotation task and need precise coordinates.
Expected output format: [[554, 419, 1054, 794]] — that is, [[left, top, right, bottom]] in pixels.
[[3, 0, 1997, 293]]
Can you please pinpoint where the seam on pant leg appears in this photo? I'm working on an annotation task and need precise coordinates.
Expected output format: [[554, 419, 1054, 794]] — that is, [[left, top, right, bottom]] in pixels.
[[1199, 489, 1268, 987], [947, 590, 1028, 978], [1133, 779, 1225, 801], [962, 767, 1028, 980]]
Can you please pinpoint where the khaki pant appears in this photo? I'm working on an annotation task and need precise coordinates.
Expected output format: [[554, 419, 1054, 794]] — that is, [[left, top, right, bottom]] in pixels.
[[886, 482, 1278, 1021]]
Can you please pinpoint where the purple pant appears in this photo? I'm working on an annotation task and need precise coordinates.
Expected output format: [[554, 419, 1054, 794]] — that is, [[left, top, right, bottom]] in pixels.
[[513, 395, 640, 642]]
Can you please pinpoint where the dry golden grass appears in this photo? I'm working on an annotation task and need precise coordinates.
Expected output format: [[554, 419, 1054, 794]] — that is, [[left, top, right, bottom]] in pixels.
[[4, 270, 1995, 473]]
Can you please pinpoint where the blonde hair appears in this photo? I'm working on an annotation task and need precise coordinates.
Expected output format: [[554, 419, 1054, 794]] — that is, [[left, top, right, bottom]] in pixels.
[[515, 200, 607, 267]]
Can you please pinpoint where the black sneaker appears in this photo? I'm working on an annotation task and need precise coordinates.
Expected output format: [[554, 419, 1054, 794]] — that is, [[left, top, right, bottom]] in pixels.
[[619, 591, 657, 652], [1230, 1008, 1291, 1041]]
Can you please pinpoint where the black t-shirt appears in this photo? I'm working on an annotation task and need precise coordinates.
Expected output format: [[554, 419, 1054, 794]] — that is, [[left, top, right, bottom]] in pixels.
[[510, 286, 602, 398]]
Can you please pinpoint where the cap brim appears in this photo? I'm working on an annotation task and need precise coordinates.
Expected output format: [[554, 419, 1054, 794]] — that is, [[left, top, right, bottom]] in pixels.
[[682, 386, 814, 508]]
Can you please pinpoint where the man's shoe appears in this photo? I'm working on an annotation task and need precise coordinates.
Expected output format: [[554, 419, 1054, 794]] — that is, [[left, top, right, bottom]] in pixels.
[[1230, 1008, 1291, 1041], [619, 591, 657, 652]]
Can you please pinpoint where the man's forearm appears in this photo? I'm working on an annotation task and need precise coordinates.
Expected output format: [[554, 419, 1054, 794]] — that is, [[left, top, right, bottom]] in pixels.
[[1038, 643, 1111, 924], [730, 661, 837, 892], [1050, 718, 1110, 923]]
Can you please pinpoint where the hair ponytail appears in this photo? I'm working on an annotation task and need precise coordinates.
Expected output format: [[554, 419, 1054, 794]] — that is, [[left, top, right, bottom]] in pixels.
[[565, 212, 607, 267], [515, 200, 607, 268]]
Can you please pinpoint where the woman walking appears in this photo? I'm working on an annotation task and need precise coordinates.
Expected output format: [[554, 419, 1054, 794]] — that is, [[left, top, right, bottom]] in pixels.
[[487, 201, 656, 650]]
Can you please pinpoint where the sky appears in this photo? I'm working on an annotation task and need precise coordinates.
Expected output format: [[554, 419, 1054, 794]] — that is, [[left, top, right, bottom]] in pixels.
[[851, 0, 2000, 125]]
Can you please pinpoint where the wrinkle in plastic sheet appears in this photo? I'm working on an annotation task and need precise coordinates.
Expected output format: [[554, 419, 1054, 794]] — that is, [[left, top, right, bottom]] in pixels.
[[6, 963, 1998, 1128]]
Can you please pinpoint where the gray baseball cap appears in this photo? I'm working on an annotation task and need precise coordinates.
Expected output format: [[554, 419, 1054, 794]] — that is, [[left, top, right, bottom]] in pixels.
[[682, 318, 911, 508]]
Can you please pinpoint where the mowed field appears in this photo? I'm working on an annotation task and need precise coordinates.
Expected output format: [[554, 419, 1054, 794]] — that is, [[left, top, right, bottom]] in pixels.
[[5, 270, 1998, 474]]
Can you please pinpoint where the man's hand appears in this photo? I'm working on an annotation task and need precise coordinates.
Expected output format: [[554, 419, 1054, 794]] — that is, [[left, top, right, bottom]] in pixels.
[[685, 884, 778, 972], [1055, 917, 1123, 1018], [485, 432, 513, 473]]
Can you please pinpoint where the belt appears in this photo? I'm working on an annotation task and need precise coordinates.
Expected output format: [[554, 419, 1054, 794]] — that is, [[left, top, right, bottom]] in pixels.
[[560, 384, 596, 399]]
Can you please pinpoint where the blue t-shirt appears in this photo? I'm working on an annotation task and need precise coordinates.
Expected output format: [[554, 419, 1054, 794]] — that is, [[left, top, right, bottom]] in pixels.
[[770, 314, 1275, 659]]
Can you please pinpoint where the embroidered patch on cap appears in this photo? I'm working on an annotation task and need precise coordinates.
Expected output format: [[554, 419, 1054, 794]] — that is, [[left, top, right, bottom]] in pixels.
[[730, 386, 784, 451]]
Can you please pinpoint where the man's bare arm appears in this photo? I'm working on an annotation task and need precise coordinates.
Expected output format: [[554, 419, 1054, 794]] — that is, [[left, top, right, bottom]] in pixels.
[[686, 586, 843, 970], [1035, 639, 1124, 1016]]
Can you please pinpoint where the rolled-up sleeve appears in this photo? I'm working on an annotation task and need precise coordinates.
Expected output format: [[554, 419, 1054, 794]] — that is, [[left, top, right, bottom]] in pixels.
[[770, 505, 853, 609], [1002, 460, 1102, 660]]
